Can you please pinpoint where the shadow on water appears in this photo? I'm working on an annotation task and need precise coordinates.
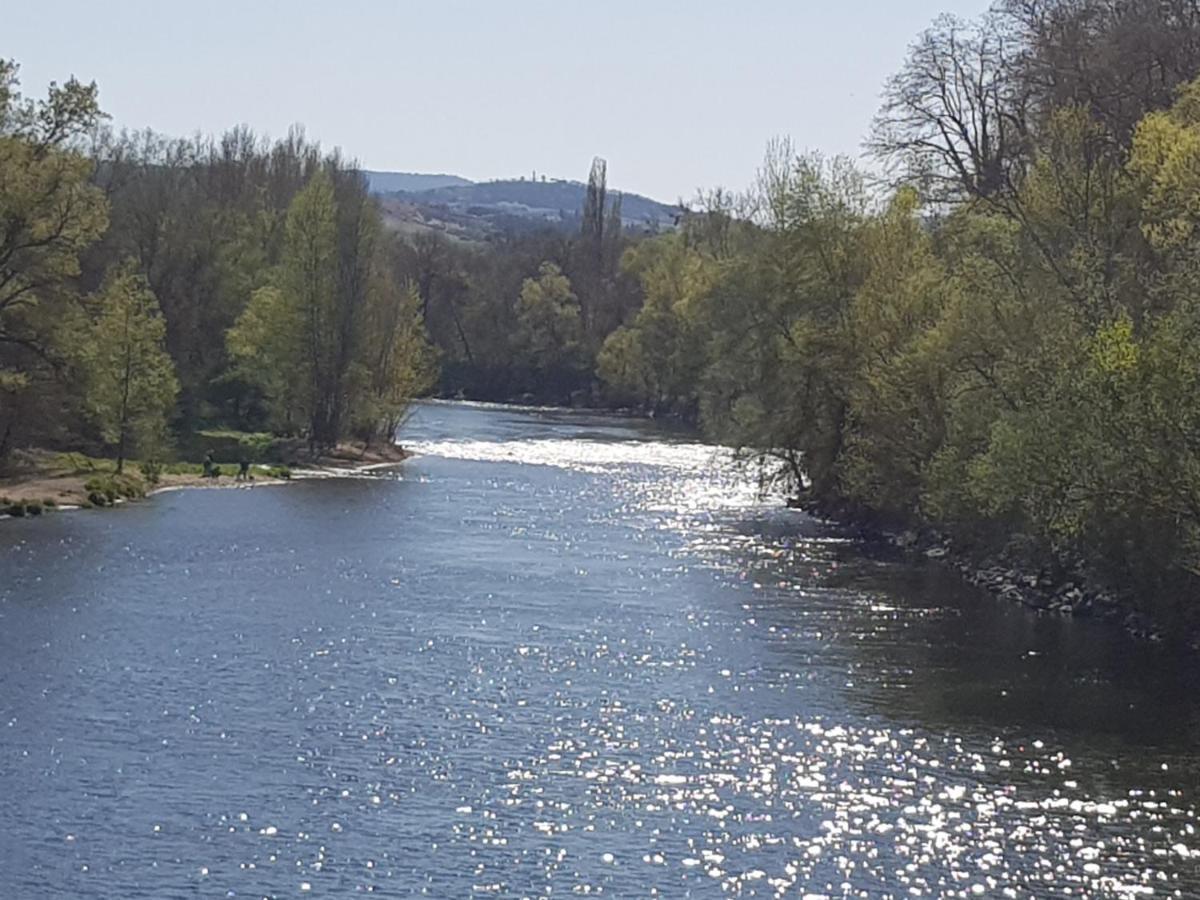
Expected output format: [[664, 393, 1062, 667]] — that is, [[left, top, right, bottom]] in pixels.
[[717, 506, 1200, 749]]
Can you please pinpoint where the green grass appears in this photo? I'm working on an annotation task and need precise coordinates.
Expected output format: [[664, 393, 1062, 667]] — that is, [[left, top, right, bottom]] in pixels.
[[52, 451, 114, 474]]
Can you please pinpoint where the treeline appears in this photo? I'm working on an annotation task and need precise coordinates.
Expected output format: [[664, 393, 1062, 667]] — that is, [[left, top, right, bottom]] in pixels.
[[399, 0, 1200, 617], [400, 157, 636, 405], [0, 60, 435, 470], [8, 0, 1200, 616], [593, 0, 1200, 617]]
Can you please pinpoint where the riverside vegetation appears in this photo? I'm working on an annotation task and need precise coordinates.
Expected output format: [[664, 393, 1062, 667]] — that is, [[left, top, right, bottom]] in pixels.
[[0, 57, 437, 498], [398, 2, 1200, 632], [6, 1, 1200, 632]]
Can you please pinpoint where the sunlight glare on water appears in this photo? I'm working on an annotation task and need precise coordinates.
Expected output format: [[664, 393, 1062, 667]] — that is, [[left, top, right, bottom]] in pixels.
[[0, 401, 1198, 898]]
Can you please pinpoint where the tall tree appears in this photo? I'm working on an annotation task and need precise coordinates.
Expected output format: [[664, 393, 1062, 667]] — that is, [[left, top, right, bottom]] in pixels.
[[0, 60, 108, 457], [79, 262, 178, 472], [358, 278, 437, 443], [1003, 0, 1200, 141], [516, 262, 584, 381], [869, 13, 1030, 203]]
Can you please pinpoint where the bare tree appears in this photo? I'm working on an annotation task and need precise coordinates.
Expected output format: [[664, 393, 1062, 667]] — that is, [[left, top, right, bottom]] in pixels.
[[1001, 0, 1200, 141], [869, 12, 1031, 203]]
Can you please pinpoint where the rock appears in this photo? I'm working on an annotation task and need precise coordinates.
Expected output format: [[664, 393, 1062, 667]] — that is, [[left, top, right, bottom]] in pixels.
[[925, 547, 948, 559]]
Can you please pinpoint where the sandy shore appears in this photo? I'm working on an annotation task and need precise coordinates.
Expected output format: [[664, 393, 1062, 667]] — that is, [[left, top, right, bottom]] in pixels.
[[0, 444, 410, 514]]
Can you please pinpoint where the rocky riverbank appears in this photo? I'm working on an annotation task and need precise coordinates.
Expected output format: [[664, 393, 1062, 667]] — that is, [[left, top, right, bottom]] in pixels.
[[881, 527, 1179, 646], [790, 488, 1191, 648]]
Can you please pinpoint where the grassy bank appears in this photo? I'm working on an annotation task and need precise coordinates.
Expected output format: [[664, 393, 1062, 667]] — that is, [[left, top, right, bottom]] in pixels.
[[0, 439, 410, 516]]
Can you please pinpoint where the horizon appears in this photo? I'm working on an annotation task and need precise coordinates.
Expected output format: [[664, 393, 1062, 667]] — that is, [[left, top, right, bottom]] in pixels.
[[7, 0, 991, 202]]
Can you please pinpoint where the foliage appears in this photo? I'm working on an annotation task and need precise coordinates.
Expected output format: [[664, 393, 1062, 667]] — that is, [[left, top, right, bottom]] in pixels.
[[227, 168, 436, 447], [357, 280, 438, 442], [515, 262, 584, 375], [77, 262, 178, 472], [83, 472, 146, 506], [0, 59, 108, 457], [139, 458, 162, 484]]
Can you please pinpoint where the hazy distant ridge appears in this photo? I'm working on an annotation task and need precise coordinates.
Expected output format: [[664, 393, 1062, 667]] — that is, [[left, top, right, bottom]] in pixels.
[[364, 171, 474, 193], [367, 171, 679, 240]]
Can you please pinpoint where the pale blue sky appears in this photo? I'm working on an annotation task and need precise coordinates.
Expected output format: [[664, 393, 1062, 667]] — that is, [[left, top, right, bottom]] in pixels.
[[7, 0, 990, 201]]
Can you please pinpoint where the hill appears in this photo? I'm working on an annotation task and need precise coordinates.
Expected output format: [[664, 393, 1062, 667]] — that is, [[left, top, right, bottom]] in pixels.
[[363, 171, 473, 193], [368, 173, 680, 241]]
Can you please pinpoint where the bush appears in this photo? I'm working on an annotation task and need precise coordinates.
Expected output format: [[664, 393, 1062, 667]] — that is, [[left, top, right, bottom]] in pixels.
[[84, 473, 145, 505], [5, 503, 26, 517], [42, 498, 57, 508], [267, 465, 292, 480], [25, 501, 42, 516], [54, 452, 102, 474], [140, 459, 163, 485], [180, 430, 281, 465]]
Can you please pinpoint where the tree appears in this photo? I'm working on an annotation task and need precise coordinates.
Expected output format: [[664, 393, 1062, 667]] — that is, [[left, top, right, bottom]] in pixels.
[[225, 284, 306, 433], [515, 262, 584, 382], [869, 13, 1030, 203], [228, 167, 433, 446], [1002, 0, 1200, 142], [840, 188, 954, 516], [0, 60, 108, 457], [698, 153, 869, 499], [79, 263, 178, 471], [287, 168, 342, 448], [597, 233, 716, 415], [576, 157, 628, 342], [358, 278, 437, 443]]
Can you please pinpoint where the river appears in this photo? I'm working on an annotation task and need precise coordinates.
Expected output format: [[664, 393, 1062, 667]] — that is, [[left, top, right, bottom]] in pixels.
[[1, 401, 1198, 898]]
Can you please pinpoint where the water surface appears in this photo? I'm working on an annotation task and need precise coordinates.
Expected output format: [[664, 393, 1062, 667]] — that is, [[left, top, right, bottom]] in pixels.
[[2, 401, 1198, 897]]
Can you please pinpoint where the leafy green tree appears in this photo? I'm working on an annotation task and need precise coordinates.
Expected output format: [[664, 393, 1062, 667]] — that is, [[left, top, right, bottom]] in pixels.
[[597, 233, 715, 415], [226, 284, 306, 433], [282, 167, 340, 444], [840, 188, 953, 516], [515, 262, 584, 377], [79, 263, 178, 472], [357, 278, 438, 443], [0, 60, 108, 457], [698, 153, 868, 499], [228, 168, 433, 446], [228, 168, 347, 447]]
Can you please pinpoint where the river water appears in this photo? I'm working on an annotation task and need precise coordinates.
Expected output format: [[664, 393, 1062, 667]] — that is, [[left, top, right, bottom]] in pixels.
[[1, 401, 1199, 898]]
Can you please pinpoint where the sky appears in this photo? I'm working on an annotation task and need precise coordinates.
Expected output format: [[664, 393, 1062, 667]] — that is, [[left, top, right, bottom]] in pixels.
[[6, 0, 991, 202]]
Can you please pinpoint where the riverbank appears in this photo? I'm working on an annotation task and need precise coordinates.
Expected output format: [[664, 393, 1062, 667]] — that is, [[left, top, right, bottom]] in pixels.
[[878, 527, 1175, 641], [0, 442, 410, 516], [801, 502, 1192, 649]]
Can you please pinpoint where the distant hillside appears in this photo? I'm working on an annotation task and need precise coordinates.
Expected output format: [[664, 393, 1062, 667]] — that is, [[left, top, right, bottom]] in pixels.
[[368, 173, 680, 241], [364, 171, 473, 193]]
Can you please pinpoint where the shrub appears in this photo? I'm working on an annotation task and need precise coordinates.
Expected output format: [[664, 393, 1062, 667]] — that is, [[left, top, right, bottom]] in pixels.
[[5, 503, 26, 517], [84, 473, 145, 505], [42, 498, 57, 508], [181, 430, 280, 464], [54, 452, 101, 474], [26, 501, 42, 516], [140, 459, 163, 485]]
